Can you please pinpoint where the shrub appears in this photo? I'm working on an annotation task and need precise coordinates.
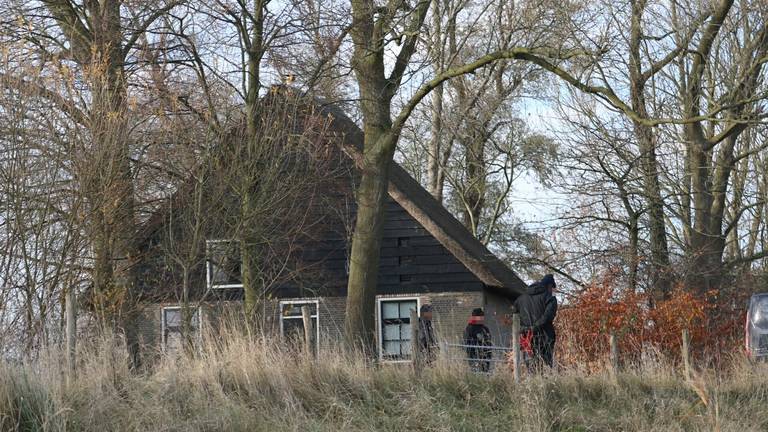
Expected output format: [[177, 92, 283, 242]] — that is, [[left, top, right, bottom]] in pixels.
[[555, 275, 745, 369]]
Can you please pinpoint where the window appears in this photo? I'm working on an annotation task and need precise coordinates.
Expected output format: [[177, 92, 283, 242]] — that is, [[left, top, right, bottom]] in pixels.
[[279, 300, 320, 353], [377, 297, 419, 361], [206, 240, 242, 289], [162, 306, 200, 352]]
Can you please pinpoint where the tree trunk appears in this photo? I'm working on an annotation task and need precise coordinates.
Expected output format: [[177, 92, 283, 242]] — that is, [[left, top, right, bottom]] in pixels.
[[462, 137, 486, 237], [635, 122, 672, 298], [242, 0, 266, 322], [83, 0, 141, 368], [241, 230, 262, 319], [628, 0, 672, 300], [628, 212, 640, 292], [65, 288, 76, 382], [344, 132, 395, 348], [683, 132, 739, 294], [427, 84, 444, 200], [427, 0, 445, 201]]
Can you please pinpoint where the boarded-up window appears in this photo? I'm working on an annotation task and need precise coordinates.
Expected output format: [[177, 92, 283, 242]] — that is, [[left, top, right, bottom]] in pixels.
[[162, 306, 200, 353], [206, 240, 242, 289], [379, 298, 418, 361]]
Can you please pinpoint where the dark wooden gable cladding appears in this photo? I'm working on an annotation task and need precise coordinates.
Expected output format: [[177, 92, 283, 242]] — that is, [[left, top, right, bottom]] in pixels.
[[376, 199, 484, 295], [277, 187, 484, 298], [285, 195, 484, 298]]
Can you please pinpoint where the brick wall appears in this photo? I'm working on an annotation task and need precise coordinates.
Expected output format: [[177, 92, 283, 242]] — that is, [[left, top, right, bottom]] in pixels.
[[145, 289, 516, 358]]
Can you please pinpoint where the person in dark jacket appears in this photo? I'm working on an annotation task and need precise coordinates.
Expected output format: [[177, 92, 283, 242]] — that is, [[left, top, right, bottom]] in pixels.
[[514, 274, 558, 370], [464, 308, 493, 372], [418, 304, 438, 364]]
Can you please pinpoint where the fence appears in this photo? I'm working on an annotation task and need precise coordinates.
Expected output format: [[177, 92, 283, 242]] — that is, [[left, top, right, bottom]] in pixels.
[[440, 342, 513, 372], [289, 309, 701, 381], [414, 313, 701, 381]]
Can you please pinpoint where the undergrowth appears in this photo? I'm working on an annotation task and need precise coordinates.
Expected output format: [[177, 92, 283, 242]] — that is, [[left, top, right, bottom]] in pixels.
[[1, 333, 766, 432]]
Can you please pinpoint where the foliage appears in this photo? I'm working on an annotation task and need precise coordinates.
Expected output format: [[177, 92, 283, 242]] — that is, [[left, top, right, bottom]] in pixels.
[[555, 274, 746, 370]]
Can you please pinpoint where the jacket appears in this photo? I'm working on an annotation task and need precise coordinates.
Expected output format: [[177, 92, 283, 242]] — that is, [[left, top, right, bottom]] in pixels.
[[463, 321, 492, 359], [514, 282, 558, 340], [418, 318, 438, 357]]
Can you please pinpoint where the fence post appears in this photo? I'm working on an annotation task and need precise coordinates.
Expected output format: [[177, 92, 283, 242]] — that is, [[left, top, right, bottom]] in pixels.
[[301, 305, 313, 355], [410, 309, 422, 374], [681, 329, 691, 380], [66, 288, 76, 384], [512, 313, 521, 382], [609, 332, 619, 379]]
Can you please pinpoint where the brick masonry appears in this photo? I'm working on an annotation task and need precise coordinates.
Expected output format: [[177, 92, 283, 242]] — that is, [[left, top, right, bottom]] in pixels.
[[145, 288, 516, 360]]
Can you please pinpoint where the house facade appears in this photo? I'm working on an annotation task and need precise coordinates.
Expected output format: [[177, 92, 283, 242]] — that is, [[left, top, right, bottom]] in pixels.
[[132, 92, 528, 362]]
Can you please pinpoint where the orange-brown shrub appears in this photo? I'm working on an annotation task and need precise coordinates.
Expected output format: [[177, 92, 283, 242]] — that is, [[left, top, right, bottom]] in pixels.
[[554, 276, 746, 370]]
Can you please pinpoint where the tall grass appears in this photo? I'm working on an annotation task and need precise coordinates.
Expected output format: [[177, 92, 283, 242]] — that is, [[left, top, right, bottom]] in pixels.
[[2, 329, 767, 432]]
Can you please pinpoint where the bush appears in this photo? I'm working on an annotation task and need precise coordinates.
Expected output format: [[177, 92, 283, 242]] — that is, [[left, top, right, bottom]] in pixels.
[[555, 275, 746, 369]]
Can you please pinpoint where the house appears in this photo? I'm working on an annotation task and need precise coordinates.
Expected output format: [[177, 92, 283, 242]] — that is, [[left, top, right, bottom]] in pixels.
[[132, 90, 528, 361]]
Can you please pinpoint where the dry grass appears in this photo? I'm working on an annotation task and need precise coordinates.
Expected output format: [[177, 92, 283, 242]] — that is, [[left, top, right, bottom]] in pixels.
[[2, 331, 767, 432]]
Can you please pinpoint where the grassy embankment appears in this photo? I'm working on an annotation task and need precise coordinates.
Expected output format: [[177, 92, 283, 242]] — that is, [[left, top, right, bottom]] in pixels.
[[2, 332, 767, 432]]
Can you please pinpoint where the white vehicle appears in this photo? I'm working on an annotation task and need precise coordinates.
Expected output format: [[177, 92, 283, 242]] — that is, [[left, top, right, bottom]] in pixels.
[[746, 293, 768, 360]]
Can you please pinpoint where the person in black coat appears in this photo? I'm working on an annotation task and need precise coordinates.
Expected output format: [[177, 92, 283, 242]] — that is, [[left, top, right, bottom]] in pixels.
[[464, 308, 493, 372], [514, 274, 558, 370], [418, 304, 438, 365]]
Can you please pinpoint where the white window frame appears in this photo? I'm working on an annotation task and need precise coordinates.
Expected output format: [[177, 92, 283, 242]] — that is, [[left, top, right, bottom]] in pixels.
[[206, 239, 243, 289], [161, 305, 203, 351], [376, 296, 420, 363], [279, 299, 321, 354]]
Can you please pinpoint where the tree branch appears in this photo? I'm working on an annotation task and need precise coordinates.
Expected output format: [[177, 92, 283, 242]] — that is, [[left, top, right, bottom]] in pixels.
[[123, 0, 188, 57], [0, 73, 88, 125], [385, 0, 430, 98]]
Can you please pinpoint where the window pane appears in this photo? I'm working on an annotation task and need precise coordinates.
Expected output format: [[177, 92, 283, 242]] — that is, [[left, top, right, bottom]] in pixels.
[[165, 331, 183, 352], [399, 301, 417, 319], [164, 308, 199, 330], [207, 241, 241, 286], [283, 319, 306, 343], [382, 302, 399, 319], [164, 309, 181, 328], [282, 315, 318, 351], [752, 296, 768, 329], [400, 323, 411, 341], [383, 324, 401, 341], [383, 341, 401, 356], [401, 341, 412, 356]]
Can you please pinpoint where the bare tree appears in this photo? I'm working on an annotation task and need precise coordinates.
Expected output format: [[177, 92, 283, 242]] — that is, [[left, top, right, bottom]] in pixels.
[[342, 0, 613, 346]]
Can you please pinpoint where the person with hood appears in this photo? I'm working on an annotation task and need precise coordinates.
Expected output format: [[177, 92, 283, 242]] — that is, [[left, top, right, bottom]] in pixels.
[[418, 304, 438, 364], [515, 274, 558, 370], [464, 308, 493, 372]]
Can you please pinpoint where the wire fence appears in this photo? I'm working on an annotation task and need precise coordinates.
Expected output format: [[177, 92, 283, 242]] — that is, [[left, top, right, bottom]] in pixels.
[[440, 342, 513, 373]]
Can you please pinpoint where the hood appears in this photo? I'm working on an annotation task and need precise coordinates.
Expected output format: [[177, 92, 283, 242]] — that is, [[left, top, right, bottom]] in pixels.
[[527, 282, 548, 296]]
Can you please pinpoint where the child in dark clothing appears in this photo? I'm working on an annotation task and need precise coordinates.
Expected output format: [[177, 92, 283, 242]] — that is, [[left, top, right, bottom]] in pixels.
[[464, 308, 493, 372]]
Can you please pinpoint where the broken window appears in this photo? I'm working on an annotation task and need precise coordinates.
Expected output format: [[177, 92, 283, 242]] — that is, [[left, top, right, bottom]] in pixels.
[[279, 300, 319, 353]]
